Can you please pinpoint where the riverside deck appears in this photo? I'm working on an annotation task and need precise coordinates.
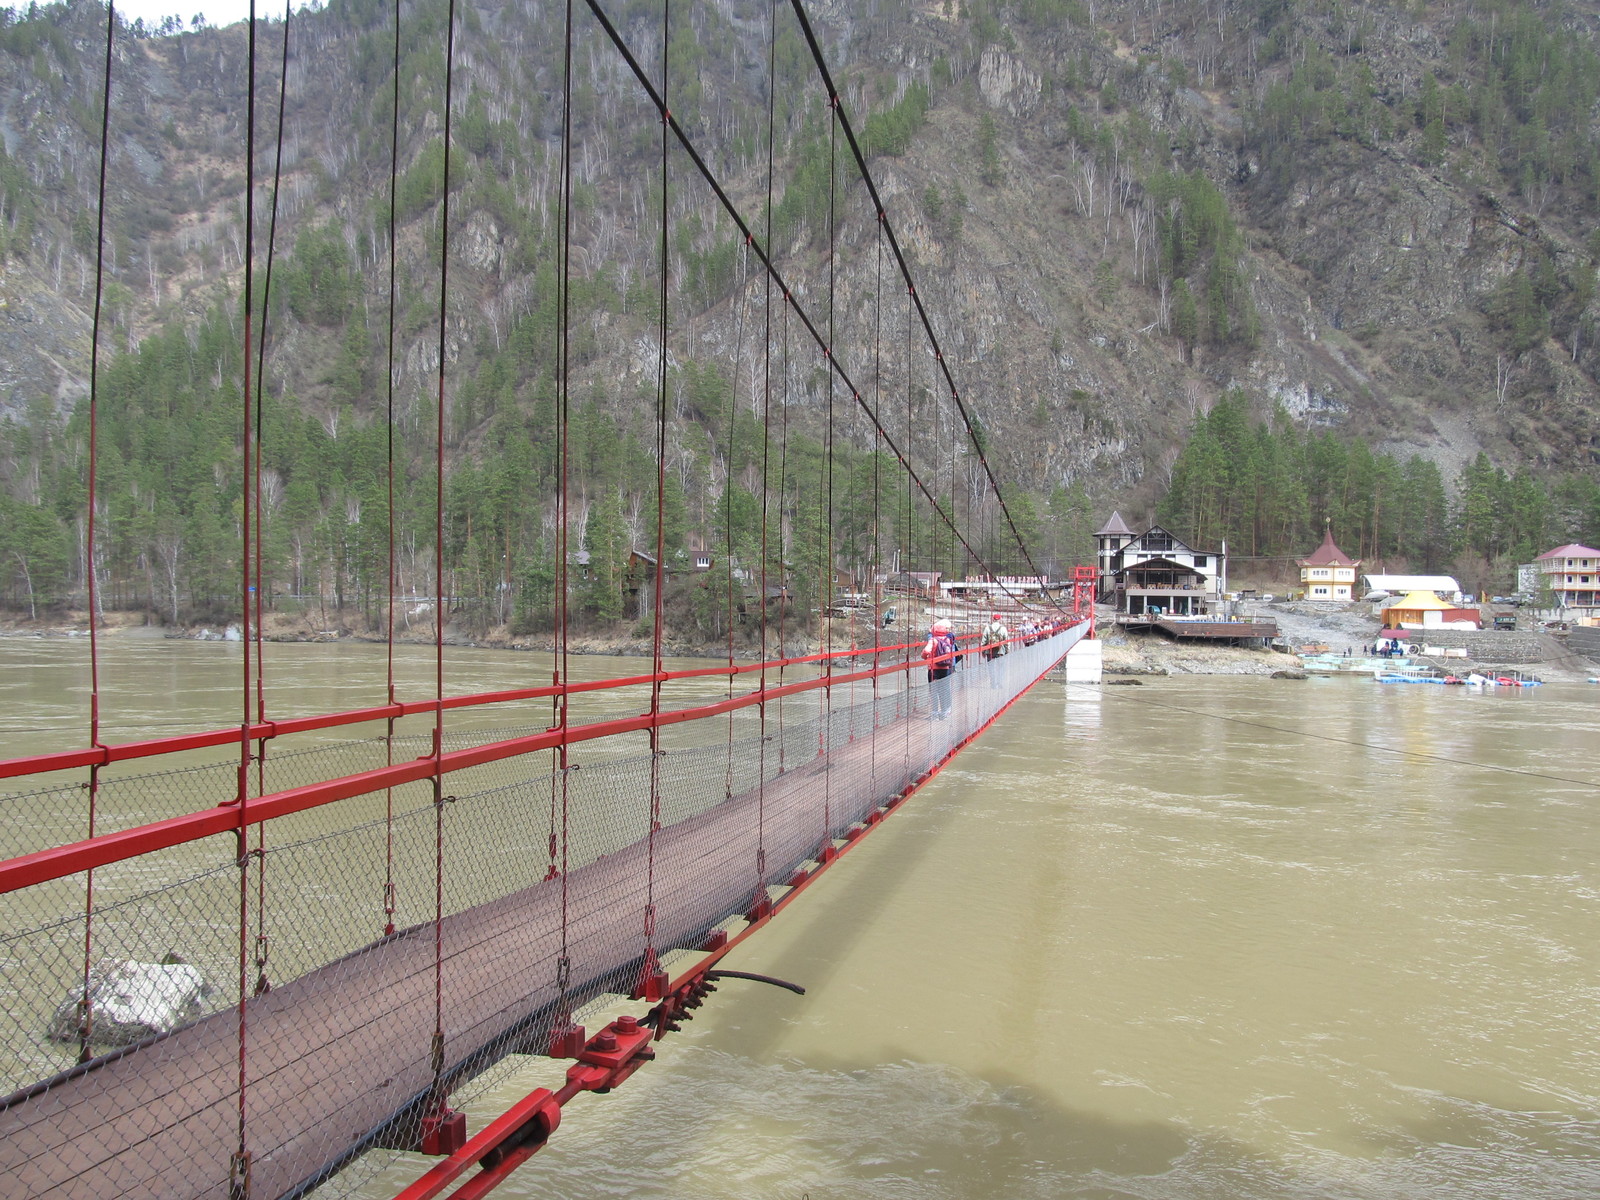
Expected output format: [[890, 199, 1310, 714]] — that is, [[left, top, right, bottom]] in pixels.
[[1117, 616, 1279, 645]]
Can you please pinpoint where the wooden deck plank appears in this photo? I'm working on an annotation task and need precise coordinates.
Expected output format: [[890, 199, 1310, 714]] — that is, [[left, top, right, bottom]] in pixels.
[[0, 712, 940, 1200]]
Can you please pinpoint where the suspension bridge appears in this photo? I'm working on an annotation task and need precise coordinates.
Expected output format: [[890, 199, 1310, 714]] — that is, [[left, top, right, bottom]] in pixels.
[[0, 0, 1095, 1195]]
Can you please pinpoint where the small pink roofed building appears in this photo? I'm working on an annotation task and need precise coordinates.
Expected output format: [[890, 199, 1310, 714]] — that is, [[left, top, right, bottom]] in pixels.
[[1297, 526, 1360, 601], [1535, 543, 1600, 615]]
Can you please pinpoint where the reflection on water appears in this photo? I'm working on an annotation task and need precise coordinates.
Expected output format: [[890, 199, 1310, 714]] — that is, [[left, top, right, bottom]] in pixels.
[[1063, 685, 1102, 736], [5, 641, 1600, 1198]]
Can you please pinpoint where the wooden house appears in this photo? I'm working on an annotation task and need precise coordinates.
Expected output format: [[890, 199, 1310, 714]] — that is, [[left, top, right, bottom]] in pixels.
[[1380, 591, 1480, 630]]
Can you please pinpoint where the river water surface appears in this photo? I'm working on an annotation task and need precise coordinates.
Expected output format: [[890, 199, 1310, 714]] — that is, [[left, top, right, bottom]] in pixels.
[[4, 638, 1599, 1199]]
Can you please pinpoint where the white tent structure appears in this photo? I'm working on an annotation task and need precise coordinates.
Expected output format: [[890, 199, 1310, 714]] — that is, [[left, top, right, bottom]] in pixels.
[[1362, 574, 1462, 603]]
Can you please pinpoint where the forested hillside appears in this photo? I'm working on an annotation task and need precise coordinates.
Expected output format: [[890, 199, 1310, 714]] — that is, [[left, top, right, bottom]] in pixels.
[[1159, 390, 1600, 592], [0, 0, 1598, 629]]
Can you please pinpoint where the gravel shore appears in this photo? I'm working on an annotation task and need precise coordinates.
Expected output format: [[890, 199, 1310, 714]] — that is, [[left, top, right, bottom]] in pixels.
[[1099, 600, 1597, 683]]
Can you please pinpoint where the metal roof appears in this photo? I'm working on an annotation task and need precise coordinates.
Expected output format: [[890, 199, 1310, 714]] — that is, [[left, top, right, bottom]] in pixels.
[[1535, 544, 1600, 560], [1299, 527, 1358, 567], [1094, 510, 1135, 537], [1362, 574, 1460, 594]]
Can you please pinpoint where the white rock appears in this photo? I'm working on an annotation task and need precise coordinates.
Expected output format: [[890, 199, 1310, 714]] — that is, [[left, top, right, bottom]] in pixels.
[[48, 959, 209, 1047]]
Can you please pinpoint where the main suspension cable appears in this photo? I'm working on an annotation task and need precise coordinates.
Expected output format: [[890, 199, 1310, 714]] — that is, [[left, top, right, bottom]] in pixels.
[[782, 0, 1056, 597], [427, 0, 461, 1120], [578, 0, 1037, 608], [80, 0, 117, 1069]]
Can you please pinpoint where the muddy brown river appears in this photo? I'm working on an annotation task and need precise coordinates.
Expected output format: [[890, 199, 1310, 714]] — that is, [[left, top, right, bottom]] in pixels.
[[3, 638, 1597, 1199]]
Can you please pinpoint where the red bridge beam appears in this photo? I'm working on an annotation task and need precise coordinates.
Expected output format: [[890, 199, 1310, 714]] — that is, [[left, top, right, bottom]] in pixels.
[[0, 636, 1006, 896], [0, 636, 928, 783]]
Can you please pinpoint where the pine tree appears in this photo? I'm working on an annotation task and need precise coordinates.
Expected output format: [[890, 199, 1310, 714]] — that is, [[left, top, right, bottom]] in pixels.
[[584, 488, 627, 620], [1171, 279, 1199, 358]]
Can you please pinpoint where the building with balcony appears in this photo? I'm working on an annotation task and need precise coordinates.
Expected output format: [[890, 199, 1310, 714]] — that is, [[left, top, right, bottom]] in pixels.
[[1095, 514, 1222, 602], [1110, 556, 1213, 616], [1535, 543, 1600, 614]]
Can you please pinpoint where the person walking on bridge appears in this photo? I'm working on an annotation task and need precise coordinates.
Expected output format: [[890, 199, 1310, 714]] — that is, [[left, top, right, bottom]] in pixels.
[[980, 612, 1009, 689], [922, 619, 959, 719]]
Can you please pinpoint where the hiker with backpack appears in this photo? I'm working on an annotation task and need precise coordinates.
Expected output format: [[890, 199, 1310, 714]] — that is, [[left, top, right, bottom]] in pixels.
[[980, 612, 1009, 688], [921, 619, 959, 720]]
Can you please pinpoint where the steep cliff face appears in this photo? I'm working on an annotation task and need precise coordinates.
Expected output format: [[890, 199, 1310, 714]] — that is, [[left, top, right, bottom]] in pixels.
[[1, 0, 1598, 517], [1238, 140, 1596, 475]]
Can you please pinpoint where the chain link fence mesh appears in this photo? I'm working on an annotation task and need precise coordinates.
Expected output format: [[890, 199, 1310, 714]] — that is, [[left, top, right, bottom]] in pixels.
[[0, 630, 1082, 1199]]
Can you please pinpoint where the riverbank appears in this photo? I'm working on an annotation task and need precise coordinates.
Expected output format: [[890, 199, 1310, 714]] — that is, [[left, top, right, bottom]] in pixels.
[[1099, 598, 1350, 678], [0, 608, 861, 662], [1100, 599, 1597, 683], [1100, 635, 1304, 677], [6, 603, 1594, 681]]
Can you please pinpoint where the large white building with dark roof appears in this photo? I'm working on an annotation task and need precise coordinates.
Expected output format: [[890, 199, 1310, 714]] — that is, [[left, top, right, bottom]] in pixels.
[[1095, 512, 1223, 604]]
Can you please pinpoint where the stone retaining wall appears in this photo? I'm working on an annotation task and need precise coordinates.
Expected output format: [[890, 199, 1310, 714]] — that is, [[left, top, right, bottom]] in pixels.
[[1569, 626, 1600, 663], [1399, 629, 1558, 665]]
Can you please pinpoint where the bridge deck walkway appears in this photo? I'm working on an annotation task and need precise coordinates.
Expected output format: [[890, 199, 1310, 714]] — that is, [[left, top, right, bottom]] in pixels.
[[0, 711, 934, 1200]]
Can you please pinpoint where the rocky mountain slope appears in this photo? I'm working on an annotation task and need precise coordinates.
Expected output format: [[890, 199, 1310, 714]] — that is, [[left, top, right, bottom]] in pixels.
[[0, 0, 1596, 618]]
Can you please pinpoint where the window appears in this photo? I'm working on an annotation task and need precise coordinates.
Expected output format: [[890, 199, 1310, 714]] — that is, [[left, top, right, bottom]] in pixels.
[[1313, 587, 1328, 595], [1193, 555, 1208, 568]]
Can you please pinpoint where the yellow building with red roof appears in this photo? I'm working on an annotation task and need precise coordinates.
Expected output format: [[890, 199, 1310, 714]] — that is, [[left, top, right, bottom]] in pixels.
[[1298, 526, 1360, 601]]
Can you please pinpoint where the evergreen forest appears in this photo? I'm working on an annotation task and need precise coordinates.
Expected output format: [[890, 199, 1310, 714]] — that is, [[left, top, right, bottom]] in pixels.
[[0, 0, 1599, 631], [1159, 392, 1600, 592]]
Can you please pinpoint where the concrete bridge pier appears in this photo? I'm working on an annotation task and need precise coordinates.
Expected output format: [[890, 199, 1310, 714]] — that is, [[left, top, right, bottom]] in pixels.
[[1063, 636, 1102, 684]]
